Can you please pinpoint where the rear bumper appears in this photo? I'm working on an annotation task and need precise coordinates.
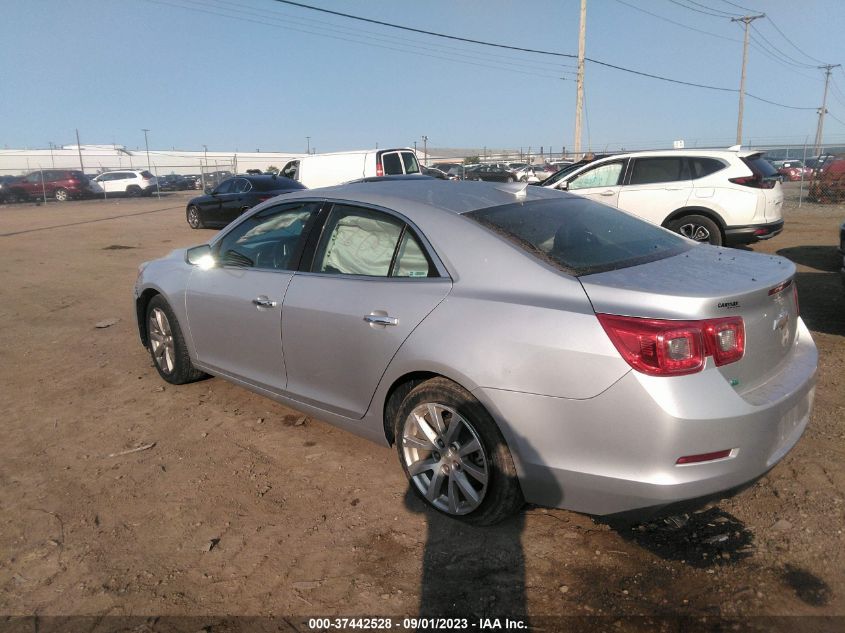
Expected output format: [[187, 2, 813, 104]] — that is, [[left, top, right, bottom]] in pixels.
[[474, 318, 817, 516], [724, 219, 784, 245]]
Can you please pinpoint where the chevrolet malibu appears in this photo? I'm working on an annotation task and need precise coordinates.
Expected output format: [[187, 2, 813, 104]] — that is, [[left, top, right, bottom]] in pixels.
[[134, 179, 817, 525]]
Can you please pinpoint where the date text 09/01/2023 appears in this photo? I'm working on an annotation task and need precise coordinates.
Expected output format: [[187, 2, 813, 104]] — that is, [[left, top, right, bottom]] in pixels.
[[307, 617, 529, 630]]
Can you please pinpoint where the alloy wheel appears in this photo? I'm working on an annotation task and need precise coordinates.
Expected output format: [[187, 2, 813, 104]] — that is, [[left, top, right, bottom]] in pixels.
[[401, 402, 489, 515], [678, 222, 711, 242], [187, 206, 201, 228], [148, 307, 176, 374]]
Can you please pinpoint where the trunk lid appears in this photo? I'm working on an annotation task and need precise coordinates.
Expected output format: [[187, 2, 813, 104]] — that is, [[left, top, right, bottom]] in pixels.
[[580, 244, 799, 391]]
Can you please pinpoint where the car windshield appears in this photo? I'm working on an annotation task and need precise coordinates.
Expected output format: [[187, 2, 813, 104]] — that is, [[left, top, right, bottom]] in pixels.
[[537, 162, 585, 186], [467, 197, 691, 276]]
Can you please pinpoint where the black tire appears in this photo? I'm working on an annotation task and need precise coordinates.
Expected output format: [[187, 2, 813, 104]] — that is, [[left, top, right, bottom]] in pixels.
[[506, 176, 515, 183], [394, 377, 523, 525], [145, 295, 207, 385], [126, 185, 142, 197], [54, 188, 69, 202], [186, 205, 204, 229], [667, 214, 723, 246]]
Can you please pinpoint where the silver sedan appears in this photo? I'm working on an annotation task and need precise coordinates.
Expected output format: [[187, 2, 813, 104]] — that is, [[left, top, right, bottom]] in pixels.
[[134, 179, 817, 524]]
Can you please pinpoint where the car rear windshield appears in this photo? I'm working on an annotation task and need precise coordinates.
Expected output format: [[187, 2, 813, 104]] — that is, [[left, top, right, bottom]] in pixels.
[[743, 155, 778, 179], [467, 197, 691, 276]]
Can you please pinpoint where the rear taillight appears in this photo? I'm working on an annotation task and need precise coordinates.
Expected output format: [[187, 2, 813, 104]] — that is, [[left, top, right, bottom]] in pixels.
[[257, 195, 272, 202], [703, 317, 745, 366], [729, 176, 776, 189], [597, 314, 744, 377], [376, 162, 384, 177]]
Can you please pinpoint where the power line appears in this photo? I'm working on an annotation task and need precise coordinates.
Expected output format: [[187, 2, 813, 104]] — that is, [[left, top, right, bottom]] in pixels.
[[681, 0, 741, 17], [146, 0, 571, 80], [664, 0, 735, 19], [827, 111, 845, 127], [612, 0, 740, 43], [750, 24, 817, 68], [766, 15, 828, 65], [715, 0, 755, 12], [205, 0, 577, 72], [269, 0, 815, 110]]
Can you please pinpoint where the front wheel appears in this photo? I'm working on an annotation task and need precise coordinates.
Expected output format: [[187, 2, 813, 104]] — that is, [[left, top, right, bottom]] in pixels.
[[395, 377, 523, 525], [146, 295, 207, 385], [667, 214, 722, 246], [186, 205, 204, 229]]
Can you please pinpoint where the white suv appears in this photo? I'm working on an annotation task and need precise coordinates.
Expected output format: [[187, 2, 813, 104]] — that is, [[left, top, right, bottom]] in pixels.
[[540, 149, 783, 246], [93, 170, 158, 197]]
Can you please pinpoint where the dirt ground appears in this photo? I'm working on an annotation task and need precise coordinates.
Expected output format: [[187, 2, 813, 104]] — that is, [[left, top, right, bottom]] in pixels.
[[0, 184, 843, 631]]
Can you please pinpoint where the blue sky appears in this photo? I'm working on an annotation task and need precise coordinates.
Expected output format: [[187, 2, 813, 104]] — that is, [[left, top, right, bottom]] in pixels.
[[2, 0, 845, 153]]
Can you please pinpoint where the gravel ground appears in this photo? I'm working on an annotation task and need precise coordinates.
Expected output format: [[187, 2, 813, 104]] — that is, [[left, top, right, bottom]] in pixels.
[[0, 185, 842, 631]]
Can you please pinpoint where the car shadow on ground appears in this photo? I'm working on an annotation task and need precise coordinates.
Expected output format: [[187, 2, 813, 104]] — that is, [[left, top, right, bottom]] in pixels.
[[607, 507, 755, 570], [777, 246, 844, 337]]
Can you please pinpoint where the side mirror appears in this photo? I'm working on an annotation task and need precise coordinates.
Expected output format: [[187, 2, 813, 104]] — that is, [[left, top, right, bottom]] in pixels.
[[186, 244, 215, 269], [557, 181, 569, 191]]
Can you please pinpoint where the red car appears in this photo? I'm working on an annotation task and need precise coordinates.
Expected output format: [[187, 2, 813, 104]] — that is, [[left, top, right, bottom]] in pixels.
[[776, 160, 812, 182], [808, 158, 845, 202], [8, 169, 98, 202]]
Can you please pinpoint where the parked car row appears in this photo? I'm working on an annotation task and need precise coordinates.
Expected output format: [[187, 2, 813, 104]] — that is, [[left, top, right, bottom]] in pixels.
[[0, 169, 102, 202]]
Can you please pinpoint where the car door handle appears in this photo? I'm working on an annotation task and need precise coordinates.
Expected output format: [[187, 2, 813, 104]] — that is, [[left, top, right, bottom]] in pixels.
[[252, 296, 277, 308], [364, 314, 398, 326], [599, 190, 615, 196]]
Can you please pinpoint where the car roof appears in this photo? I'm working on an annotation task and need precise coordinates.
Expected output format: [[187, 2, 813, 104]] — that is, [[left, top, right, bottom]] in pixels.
[[281, 178, 566, 220]]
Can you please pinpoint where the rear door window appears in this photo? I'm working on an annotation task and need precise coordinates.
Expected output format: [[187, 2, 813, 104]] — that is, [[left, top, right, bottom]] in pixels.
[[467, 197, 691, 276], [627, 157, 687, 185], [314, 206, 403, 276], [232, 178, 252, 193]]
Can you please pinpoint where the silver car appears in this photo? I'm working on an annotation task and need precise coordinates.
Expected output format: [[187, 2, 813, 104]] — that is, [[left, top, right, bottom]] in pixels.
[[134, 179, 817, 525]]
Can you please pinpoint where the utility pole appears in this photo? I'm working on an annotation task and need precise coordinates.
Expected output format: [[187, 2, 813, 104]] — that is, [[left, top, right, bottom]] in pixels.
[[141, 129, 152, 172], [75, 129, 84, 173], [306, 136, 311, 154], [48, 142, 55, 168], [421, 135, 428, 165], [732, 14, 765, 145], [573, 0, 587, 159], [814, 64, 841, 155]]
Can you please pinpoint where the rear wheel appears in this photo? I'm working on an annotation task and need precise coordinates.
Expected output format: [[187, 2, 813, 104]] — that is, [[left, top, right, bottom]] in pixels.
[[186, 205, 204, 229], [146, 295, 206, 385], [54, 188, 69, 202], [395, 377, 523, 525], [506, 176, 515, 183], [668, 214, 722, 246], [126, 185, 141, 197]]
